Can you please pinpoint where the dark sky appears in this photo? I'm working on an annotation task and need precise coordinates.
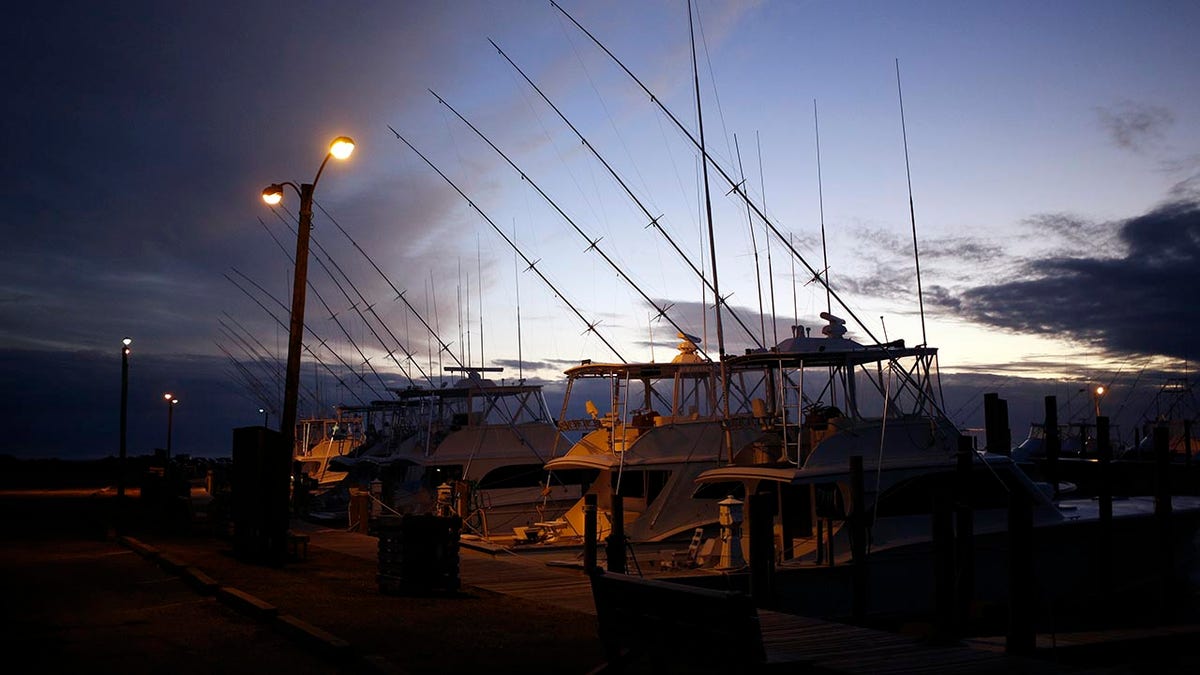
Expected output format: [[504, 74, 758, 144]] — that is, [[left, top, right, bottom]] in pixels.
[[4, 1, 1199, 459]]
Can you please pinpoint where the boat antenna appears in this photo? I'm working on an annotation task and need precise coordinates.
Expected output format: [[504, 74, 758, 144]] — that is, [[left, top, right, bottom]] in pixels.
[[456, 259, 464, 368], [513, 222, 524, 381], [477, 233, 485, 369], [790, 232, 798, 326], [814, 99, 831, 316], [756, 130, 778, 347], [734, 133, 767, 347], [689, 0, 733, 462], [896, 58, 927, 346]]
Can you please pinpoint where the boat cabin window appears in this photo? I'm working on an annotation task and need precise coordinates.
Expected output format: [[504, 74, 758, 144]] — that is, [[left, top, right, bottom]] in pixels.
[[874, 467, 1012, 518], [477, 464, 548, 489], [547, 469, 596, 491], [692, 481, 745, 500], [614, 469, 670, 503]]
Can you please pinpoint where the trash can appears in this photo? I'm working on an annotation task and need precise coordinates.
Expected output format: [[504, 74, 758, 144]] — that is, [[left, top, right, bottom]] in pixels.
[[377, 513, 462, 595]]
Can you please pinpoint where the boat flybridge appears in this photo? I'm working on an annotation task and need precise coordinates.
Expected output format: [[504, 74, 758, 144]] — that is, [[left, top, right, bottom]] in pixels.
[[313, 366, 580, 535], [507, 333, 774, 547]]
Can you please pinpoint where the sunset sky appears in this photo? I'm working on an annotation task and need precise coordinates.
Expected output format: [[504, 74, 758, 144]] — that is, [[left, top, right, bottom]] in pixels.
[[4, 0, 1198, 458]]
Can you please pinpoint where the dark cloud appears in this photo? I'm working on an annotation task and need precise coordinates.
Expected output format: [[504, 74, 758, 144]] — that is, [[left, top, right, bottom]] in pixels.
[[1019, 213, 1119, 252], [1096, 101, 1174, 153], [946, 201, 1200, 362]]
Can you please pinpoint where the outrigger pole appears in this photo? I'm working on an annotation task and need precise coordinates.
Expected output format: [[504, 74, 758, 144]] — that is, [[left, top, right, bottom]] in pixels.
[[390, 126, 627, 364], [895, 58, 928, 347], [687, 0, 735, 463], [225, 269, 371, 406], [552, 0, 954, 423], [487, 39, 764, 352], [551, 0, 882, 349], [430, 89, 710, 362]]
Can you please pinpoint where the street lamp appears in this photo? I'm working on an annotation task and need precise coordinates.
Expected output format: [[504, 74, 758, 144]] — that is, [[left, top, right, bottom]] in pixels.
[[118, 338, 132, 502], [259, 407, 269, 427], [164, 393, 179, 463], [262, 135, 355, 506], [1094, 385, 1106, 418]]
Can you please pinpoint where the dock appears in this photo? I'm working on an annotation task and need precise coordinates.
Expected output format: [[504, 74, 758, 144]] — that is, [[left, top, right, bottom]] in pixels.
[[295, 522, 1130, 674]]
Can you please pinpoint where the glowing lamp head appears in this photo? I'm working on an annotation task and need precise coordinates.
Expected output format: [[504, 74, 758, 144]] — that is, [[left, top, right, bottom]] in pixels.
[[164, 393, 178, 405], [122, 337, 132, 347], [329, 136, 355, 160], [1095, 386, 1106, 396], [261, 184, 284, 205]]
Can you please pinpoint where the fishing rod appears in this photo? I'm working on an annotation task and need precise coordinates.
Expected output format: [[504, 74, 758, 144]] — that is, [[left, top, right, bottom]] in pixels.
[[487, 38, 764, 351], [389, 125, 626, 363], [430, 88, 707, 361]]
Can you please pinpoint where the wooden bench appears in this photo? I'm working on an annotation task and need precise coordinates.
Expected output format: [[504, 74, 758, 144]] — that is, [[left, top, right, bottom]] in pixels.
[[588, 569, 808, 674]]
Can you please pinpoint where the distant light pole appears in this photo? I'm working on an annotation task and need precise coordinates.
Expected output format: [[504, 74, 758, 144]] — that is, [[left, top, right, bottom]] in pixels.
[[1094, 385, 1106, 418], [259, 407, 269, 427], [261, 136, 355, 493], [164, 393, 179, 463], [118, 338, 131, 503]]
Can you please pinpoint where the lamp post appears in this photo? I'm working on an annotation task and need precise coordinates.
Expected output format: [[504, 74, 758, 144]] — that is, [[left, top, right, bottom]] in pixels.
[[259, 407, 269, 427], [262, 136, 355, 506], [164, 393, 178, 463], [1094, 385, 1106, 418], [118, 338, 131, 503]]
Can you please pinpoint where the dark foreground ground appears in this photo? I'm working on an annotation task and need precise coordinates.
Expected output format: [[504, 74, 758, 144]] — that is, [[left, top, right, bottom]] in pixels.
[[0, 468, 604, 674], [4, 459, 1200, 674]]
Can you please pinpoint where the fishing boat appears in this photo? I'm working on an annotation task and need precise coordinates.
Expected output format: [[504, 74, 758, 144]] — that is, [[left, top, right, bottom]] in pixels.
[[313, 366, 583, 536], [489, 333, 773, 557], [292, 412, 363, 488], [687, 319, 1200, 632], [1123, 377, 1199, 461]]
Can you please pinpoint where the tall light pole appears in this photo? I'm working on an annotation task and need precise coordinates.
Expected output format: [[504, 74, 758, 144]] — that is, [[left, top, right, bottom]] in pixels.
[[164, 393, 178, 463], [259, 407, 268, 427], [118, 338, 131, 502], [262, 136, 355, 504], [1094, 385, 1106, 418]]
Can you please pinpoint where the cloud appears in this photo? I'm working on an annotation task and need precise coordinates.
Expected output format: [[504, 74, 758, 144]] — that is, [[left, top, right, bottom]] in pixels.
[[946, 201, 1200, 362], [1096, 101, 1174, 153], [1019, 212, 1120, 253]]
